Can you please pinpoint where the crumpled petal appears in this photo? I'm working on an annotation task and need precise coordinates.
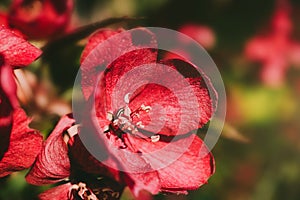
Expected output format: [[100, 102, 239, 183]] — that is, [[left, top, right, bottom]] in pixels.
[[0, 108, 43, 177], [26, 114, 75, 185], [0, 26, 42, 68], [39, 183, 72, 200], [8, 0, 73, 39]]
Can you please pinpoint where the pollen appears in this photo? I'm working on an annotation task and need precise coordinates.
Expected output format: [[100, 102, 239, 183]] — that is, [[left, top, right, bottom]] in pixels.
[[136, 121, 145, 128], [124, 93, 130, 104], [141, 104, 151, 112], [151, 135, 160, 143], [106, 112, 113, 121], [70, 182, 98, 200]]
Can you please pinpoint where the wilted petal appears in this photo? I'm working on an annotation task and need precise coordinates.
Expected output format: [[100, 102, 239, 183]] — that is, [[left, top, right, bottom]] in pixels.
[[0, 108, 43, 177], [26, 114, 75, 185], [0, 26, 42, 68], [39, 183, 72, 200]]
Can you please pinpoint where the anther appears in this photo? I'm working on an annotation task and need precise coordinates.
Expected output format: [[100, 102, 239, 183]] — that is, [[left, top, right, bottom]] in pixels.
[[150, 135, 160, 143]]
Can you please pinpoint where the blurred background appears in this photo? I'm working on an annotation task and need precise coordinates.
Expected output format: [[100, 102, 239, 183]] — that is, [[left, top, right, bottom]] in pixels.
[[1, 0, 300, 199]]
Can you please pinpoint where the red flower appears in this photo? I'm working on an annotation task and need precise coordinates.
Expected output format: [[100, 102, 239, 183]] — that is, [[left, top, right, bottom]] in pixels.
[[0, 108, 43, 177], [164, 24, 215, 61], [77, 28, 216, 196], [8, 0, 73, 39], [25, 28, 216, 199], [0, 26, 42, 175], [178, 24, 216, 49], [26, 114, 125, 200], [244, 0, 300, 86]]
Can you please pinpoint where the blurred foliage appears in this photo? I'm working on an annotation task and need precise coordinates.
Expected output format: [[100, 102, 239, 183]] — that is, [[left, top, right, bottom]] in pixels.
[[1, 0, 300, 200]]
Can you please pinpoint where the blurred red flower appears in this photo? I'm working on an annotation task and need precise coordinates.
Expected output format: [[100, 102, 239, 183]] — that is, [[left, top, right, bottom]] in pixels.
[[178, 24, 216, 49], [79, 28, 216, 196], [7, 0, 73, 39], [164, 24, 215, 61], [0, 26, 42, 175], [244, 0, 300, 86]]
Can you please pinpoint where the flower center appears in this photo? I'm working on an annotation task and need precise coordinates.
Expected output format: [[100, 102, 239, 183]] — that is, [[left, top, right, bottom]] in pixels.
[[70, 182, 98, 200], [104, 95, 161, 147], [70, 182, 120, 200], [106, 103, 150, 136]]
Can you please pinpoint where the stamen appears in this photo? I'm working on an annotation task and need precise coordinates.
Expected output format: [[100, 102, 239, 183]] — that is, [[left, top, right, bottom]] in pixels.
[[151, 135, 160, 143], [124, 93, 130, 104], [103, 125, 110, 132], [123, 105, 131, 117], [77, 182, 88, 198], [71, 182, 99, 200], [106, 112, 113, 121], [136, 121, 144, 128], [67, 124, 80, 138], [64, 124, 80, 144], [141, 104, 151, 112]]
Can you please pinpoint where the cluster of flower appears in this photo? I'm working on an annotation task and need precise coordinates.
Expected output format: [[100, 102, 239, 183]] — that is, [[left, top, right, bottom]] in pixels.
[[0, 0, 217, 199]]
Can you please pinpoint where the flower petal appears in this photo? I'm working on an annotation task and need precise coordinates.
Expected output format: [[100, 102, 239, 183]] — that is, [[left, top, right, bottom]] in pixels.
[[0, 108, 43, 177], [125, 59, 216, 136], [123, 171, 160, 197], [0, 61, 17, 158], [68, 133, 119, 179], [162, 59, 217, 127], [26, 114, 75, 185], [157, 136, 214, 192], [0, 12, 8, 26], [0, 26, 42, 68], [80, 28, 157, 100], [39, 183, 72, 200], [127, 134, 214, 193]]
